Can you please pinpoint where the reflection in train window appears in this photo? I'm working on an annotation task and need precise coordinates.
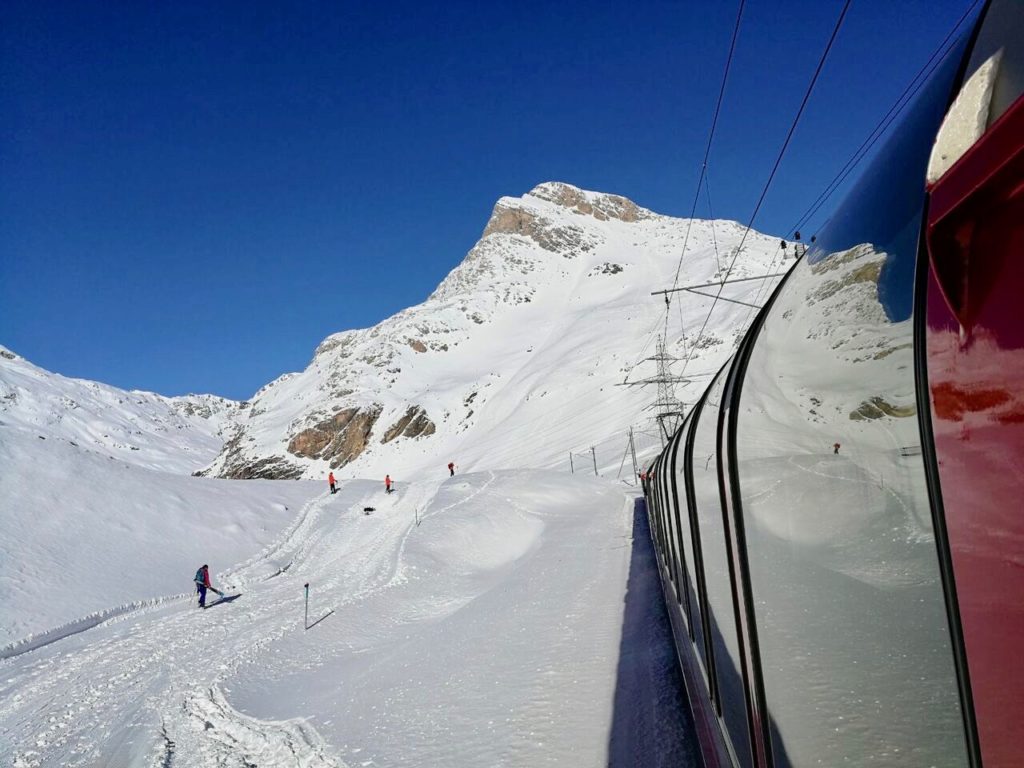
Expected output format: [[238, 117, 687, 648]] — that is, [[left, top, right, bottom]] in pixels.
[[665, 429, 686, 603], [673, 411, 710, 673], [732, 43, 970, 768], [692, 363, 752, 768]]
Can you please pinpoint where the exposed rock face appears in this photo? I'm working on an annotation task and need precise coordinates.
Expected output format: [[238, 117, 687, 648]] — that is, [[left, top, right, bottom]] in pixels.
[[527, 181, 646, 223], [286, 406, 383, 468], [381, 406, 436, 444], [194, 431, 304, 479], [194, 181, 782, 481]]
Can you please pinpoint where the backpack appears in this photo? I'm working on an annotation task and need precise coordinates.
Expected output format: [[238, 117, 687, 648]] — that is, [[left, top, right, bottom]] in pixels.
[[194, 567, 205, 585]]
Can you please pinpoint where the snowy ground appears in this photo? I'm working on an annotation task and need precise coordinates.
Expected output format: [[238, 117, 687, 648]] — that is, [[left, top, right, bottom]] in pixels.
[[0, 470, 693, 767], [0, 430, 320, 650]]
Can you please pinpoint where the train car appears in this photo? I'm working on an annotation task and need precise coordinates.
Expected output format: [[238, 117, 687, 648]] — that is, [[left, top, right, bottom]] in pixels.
[[644, 2, 1023, 766]]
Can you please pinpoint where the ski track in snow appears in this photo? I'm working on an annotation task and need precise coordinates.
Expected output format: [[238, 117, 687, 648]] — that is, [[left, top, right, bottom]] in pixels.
[[0, 471, 568, 768], [0, 481, 432, 767]]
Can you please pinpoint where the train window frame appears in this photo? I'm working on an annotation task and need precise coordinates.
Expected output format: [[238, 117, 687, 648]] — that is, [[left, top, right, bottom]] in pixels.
[[719, 265, 800, 768], [666, 427, 690, 611], [727, 34, 976, 765], [683, 379, 721, 709], [661, 444, 682, 594], [692, 358, 755, 768]]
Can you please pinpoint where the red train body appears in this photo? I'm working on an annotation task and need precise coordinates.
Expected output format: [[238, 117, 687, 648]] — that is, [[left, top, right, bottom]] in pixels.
[[644, 3, 1023, 765]]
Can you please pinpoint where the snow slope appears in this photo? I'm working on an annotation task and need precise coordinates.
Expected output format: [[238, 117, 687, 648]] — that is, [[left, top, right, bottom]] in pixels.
[[1, 471, 647, 767], [0, 429, 319, 649], [0, 345, 240, 475], [0, 181, 782, 766], [201, 182, 787, 481]]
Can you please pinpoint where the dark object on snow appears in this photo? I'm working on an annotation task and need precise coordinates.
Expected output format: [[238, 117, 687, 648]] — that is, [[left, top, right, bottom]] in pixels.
[[363, 506, 375, 513]]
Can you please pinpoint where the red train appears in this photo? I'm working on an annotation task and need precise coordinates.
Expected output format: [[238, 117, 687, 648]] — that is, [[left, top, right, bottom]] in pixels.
[[643, 3, 1023, 766]]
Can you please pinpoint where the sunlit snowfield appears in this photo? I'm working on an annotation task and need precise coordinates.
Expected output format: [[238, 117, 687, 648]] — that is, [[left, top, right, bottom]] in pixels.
[[0, 471, 692, 767]]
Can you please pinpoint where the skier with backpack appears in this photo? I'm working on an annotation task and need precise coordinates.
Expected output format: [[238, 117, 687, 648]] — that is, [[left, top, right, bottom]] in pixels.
[[194, 564, 222, 608]]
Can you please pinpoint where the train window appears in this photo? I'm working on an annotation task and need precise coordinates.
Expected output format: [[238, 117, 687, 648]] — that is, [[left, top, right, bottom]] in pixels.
[[664, 429, 686, 599], [964, 0, 1024, 128], [672, 413, 701, 635], [692, 362, 753, 768], [731, 38, 972, 768], [667, 424, 691, 611]]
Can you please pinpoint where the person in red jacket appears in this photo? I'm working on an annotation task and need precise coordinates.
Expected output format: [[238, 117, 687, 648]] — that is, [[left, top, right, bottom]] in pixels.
[[328, 471, 337, 494], [385, 474, 393, 494], [448, 461, 455, 477], [194, 564, 212, 608]]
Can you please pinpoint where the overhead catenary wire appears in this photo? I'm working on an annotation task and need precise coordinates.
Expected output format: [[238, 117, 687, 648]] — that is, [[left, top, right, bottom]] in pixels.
[[625, 0, 745, 389], [733, 0, 982, 335], [678, 0, 853, 380], [786, 0, 984, 238], [668, 0, 746, 295]]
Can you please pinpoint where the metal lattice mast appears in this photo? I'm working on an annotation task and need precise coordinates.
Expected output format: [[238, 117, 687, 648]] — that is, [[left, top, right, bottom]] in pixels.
[[652, 336, 685, 444]]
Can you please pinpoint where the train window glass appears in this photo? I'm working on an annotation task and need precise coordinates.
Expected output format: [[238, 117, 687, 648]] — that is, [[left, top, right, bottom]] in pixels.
[[964, 0, 1024, 128], [732, 40, 971, 768], [693, 363, 753, 768], [673, 413, 702, 637], [666, 428, 688, 606], [651, 458, 664, 557], [929, 1, 1023, 183], [664, 430, 685, 596]]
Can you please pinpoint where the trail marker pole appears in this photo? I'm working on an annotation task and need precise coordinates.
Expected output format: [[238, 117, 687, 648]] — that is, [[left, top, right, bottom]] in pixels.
[[304, 583, 309, 630], [569, 453, 575, 474], [591, 446, 598, 476], [629, 427, 639, 485]]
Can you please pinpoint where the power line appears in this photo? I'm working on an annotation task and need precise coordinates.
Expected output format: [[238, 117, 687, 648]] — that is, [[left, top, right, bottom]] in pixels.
[[786, 0, 984, 238], [678, 0, 853, 379], [668, 0, 746, 295]]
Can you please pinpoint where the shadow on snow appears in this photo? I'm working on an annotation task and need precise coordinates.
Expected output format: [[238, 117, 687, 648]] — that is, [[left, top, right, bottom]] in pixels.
[[607, 498, 700, 767]]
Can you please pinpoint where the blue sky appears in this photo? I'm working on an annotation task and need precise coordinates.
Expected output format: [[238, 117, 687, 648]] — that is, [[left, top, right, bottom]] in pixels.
[[1, 0, 978, 400]]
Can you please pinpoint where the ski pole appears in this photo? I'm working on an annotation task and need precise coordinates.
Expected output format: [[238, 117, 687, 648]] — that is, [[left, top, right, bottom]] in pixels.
[[304, 583, 309, 630]]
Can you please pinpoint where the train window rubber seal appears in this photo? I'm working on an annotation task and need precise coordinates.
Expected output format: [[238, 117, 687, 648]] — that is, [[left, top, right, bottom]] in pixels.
[[683, 374, 724, 715], [719, 262, 795, 768], [667, 428, 692, 614]]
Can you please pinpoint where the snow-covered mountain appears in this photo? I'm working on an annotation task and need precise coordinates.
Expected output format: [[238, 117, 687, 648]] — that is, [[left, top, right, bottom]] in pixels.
[[0, 345, 242, 474], [0, 182, 785, 766], [200, 181, 788, 482]]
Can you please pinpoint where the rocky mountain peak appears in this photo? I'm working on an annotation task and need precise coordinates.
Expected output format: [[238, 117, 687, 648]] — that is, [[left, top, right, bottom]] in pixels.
[[526, 182, 649, 223], [481, 182, 651, 241]]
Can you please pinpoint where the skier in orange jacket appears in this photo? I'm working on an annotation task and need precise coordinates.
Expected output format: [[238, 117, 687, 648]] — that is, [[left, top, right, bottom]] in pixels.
[[328, 472, 337, 494], [385, 474, 393, 494]]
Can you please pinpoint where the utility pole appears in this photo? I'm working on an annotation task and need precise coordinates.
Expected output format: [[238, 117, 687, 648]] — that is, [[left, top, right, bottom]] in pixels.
[[629, 427, 639, 483], [591, 446, 598, 476]]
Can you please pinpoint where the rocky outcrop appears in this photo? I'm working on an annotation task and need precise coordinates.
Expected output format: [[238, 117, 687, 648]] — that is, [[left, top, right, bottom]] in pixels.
[[194, 431, 304, 479], [286, 405, 383, 468], [482, 203, 597, 258], [527, 181, 646, 223], [381, 406, 436, 444]]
